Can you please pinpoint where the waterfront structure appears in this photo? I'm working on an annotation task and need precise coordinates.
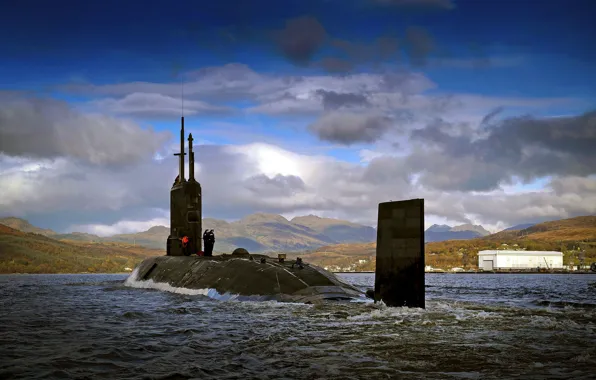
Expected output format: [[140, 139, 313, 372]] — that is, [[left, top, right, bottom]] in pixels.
[[478, 250, 563, 270]]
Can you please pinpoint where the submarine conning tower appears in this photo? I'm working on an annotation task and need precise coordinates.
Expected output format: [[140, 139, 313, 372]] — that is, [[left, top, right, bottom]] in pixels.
[[166, 116, 202, 256]]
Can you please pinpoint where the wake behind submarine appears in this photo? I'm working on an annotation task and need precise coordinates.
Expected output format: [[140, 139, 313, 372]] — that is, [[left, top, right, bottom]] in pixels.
[[127, 116, 368, 303]]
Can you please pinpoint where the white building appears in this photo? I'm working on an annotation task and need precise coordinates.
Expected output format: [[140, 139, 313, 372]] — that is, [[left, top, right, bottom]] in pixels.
[[478, 250, 563, 270]]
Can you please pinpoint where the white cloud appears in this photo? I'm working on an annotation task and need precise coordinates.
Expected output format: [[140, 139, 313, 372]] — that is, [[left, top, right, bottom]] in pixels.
[[89, 93, 233, 117], [64, 64, 578, 125], [1, 64, 592, 235], [0, 96, 170, 165], [3, 137, 594, 235], [71, 215, 170, 237]]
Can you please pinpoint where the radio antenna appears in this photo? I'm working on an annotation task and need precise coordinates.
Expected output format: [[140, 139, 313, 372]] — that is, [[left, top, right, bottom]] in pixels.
[[181, 79, 184, 117]]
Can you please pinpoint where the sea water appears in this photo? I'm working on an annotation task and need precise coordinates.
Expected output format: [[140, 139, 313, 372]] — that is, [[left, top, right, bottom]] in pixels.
[[1, 272, 594, 379]]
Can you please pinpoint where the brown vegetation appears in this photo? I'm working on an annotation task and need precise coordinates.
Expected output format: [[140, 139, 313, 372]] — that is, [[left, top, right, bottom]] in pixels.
[[1, 214, 595, 274], [0, 225, 162, 274], [283, 216, 596, 270]]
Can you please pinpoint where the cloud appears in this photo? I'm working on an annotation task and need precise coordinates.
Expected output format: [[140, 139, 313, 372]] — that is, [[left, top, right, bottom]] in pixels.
[[65, 62, 579, 133], [316, 89, 371, 110], [459, 177, 596, 226], [0, 96, 170, 165], [308, 112, 393, 144], [89, 93, 234, 118], [65, 63, 273, 100], [370, 0, 455, 10], [404, 27, 436, 67], [243, 174, 306, 197], [2, 134, 594, 234], [60, 62, 577, 129], [70, 216, 170, 237], [434, 56, 526, 69], [410, 110, 596, 191], [550, 176, 596, 195], [274, 16, 328, 66], [265, 11, 448, 73]]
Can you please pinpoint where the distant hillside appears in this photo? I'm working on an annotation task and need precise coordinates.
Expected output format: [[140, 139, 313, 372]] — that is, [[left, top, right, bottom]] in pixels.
[[503, 223, 536, 232], [425, 223, 490, 242], [53, 232, 103, 242], [291, 215, 596, 271], [0, 224, 160, 274], [291, 215, 377, 243], [109, 226, 170, 249], [450, 224, 491, 236], [120, 213, 381, 252], [0, 217, 57, 236], [488, 216, 596, 242], [2, 214, 595, 273], [1, 213, 377, 253]]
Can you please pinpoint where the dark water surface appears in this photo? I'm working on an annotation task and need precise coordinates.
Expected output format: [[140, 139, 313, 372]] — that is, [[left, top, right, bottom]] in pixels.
[[1, 273, 595, 379]]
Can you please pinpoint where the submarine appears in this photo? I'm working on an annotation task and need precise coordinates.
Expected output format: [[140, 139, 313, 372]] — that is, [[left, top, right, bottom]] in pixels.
[[127, 116, 368, 303]]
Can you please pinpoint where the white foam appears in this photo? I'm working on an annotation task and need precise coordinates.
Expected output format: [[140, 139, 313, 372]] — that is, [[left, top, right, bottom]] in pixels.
[[122, 266, 310, 305], [124, 267, 237, 299]]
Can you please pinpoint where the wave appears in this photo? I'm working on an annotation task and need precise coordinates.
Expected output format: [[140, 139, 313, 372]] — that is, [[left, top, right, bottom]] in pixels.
[[532, 300, 596, 309]]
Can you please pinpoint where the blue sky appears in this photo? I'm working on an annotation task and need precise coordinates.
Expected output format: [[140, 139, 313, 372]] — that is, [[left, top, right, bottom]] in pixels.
[[0, 0, 595, 233], [3, 0, 595, 94]]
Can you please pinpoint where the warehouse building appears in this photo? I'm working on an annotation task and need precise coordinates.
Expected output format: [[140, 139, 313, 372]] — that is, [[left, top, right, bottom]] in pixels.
[[478, 250, 564, 271]]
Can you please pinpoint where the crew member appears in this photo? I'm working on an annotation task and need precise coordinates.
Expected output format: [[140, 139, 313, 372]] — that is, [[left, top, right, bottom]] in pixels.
[[202, 229, 209, 254], [181, 235, 191, 256], [204, 229, 215, 257]]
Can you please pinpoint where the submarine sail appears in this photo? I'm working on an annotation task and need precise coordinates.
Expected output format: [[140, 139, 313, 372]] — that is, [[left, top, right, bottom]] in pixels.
[[167, 116, 202, 256]]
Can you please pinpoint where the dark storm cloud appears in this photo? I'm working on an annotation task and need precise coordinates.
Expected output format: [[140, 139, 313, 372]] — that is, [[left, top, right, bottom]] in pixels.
[[0, 96, 170, 165], [308, 112, 393, 144], [410, 110, 596, 191]]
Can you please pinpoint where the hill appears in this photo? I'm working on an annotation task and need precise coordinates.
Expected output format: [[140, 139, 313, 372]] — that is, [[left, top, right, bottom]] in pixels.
[[1, 214, 497, 253], [2, 214, 594, 273], [503, 223, 536, 231], [27, 213, 377, 253], [106, 213, 351, 252], [0, 217, 57, 236], [0, 224, 161, 274], [109, 226, 171, 249], [425, 223, 490, 242], [291, 215, 377, 243], [287, 215, 596, 271], [486, 216, 596, 242]]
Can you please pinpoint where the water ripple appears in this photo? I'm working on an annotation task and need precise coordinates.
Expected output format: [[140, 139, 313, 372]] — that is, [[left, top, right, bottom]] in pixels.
[[0, 273, 594, 379]]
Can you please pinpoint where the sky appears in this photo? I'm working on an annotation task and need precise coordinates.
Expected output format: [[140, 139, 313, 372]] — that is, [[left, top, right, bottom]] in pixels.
[[0, 0, 595, 235]]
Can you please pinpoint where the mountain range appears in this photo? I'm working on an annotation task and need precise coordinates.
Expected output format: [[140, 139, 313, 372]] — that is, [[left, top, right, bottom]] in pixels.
[[0, 214, 536, 253], [288, 216, 596, 271], [425, 223, 491, 242], [1, 214, 593, 274], [0, 214, 376, 253]]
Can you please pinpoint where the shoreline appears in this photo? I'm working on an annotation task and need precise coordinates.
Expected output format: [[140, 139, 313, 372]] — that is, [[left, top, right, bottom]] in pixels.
[[333, 271, 596, 275], [2, 270, 595, 276]]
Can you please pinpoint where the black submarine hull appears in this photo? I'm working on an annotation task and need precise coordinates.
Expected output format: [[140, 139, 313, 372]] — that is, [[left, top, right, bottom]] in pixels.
[[126, 255, 367, 303]]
